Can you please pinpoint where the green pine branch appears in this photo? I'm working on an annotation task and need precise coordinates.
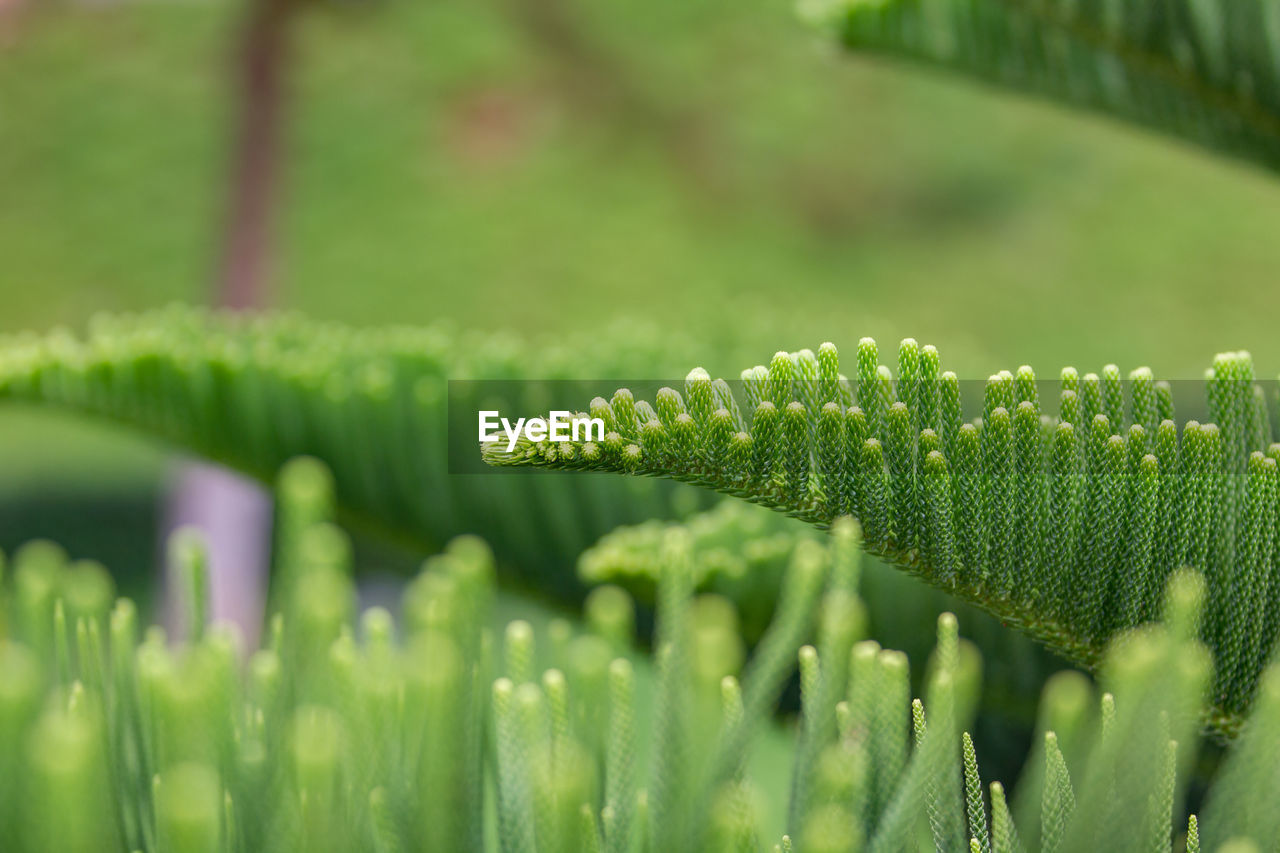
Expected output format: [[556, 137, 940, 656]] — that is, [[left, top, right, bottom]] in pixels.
[[485, 338, 1278, 736], [0, 307, 711, 597], [808, 0, 1280, 175]]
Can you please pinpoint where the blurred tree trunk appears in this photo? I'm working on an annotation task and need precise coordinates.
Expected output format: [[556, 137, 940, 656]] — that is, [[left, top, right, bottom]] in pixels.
[[218, 0, 297, 308], [169, 0, 301, 647]]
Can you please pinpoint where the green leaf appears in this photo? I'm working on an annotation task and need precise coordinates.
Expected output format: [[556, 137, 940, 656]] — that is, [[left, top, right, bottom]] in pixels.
[[814, 0, 1280, 175]]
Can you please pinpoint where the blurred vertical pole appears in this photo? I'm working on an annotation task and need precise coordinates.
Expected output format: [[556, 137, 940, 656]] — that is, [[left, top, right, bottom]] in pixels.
[[164, 464, 272, 649], [164, 0, 300, 648]]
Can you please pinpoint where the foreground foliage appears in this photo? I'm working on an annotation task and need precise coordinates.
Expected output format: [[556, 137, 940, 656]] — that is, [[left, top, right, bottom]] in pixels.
[[486, 338, 1279, 735], [3, 458, 1280, 852], [577, 499, 1059, 718]]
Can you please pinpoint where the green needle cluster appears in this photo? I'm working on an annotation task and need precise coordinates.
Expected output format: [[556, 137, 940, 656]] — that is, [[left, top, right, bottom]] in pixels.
[[578, 498, 822, 640], [485, 339, 1280, 735], [0, 307, 709, 598], [574, 497, 1066, 705], [4, 457, 1280, 851], [808, 0, 1280, 176]]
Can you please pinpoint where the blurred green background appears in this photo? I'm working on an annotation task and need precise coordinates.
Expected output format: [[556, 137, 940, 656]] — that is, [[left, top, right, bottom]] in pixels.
[[0, 0, 1269, 836], [5, 0, 1278, 364]]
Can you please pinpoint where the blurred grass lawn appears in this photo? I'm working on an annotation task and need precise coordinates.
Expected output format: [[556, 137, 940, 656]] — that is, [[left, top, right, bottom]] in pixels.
[[3, 0, 1278, 371]]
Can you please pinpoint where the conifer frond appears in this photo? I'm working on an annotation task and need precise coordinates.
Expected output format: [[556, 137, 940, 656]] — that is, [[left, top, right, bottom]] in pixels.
[[810, 0, 1280, 174], [579, 499, 819, 632], [990, 781, 1022, 853], [485, 338, 1278, 735], [963, 731, 991, 853], [0, 307, 708, 596]]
